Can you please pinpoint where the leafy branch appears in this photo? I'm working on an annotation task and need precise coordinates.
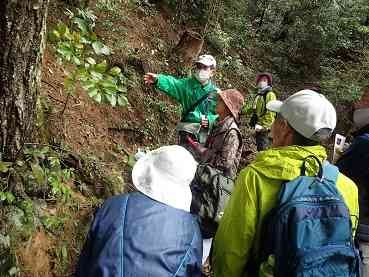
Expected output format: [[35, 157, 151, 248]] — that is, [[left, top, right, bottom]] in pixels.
[[50, 8, 128, 107]]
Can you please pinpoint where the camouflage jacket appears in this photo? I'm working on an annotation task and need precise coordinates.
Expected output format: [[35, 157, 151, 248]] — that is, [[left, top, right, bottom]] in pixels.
[[201, 116, 243, 179]]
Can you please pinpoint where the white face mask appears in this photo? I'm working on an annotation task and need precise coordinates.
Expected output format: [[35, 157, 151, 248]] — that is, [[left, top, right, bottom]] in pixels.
[[353, 108, 369, 129], [195, 69, 211, 84], [258, 81, 268, 89]]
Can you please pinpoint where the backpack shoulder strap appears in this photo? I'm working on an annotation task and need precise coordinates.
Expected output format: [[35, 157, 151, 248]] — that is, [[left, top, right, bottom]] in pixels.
[[224, 124, 243, 150], [322, 161, 339, 184], [181, 93, 210, 121]]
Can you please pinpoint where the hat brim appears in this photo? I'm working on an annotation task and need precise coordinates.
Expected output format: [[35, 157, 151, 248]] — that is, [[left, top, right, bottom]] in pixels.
[[266, 100, 283, 113], [131, 146, 196, 212], [219, 93, 241, 120], [195, 60, 215, 68]]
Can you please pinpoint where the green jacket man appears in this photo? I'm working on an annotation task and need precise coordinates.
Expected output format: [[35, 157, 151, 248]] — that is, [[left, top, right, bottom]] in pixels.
[[144, 55, 219, 149]]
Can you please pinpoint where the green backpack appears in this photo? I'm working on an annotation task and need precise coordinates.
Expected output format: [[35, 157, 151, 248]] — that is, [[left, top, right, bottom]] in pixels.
[[190, 163, 235, 238]]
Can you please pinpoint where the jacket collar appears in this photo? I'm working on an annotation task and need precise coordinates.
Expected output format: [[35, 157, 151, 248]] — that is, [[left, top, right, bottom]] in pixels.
[[258, 86, 272, 95], [249, 145, 327, 181], [191, 77, 216, 92]]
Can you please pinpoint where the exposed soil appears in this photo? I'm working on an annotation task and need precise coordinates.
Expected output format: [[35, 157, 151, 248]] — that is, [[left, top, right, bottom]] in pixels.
[[18, 232, 52, 277]]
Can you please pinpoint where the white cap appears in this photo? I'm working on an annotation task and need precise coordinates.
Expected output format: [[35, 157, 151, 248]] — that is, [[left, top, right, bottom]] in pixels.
[[196, 54, 216, 68], [267, 90, 337, 141], [132, 145, 197, 212]]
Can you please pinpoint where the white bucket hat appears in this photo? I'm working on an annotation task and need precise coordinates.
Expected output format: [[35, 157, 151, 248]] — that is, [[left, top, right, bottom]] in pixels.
[[196, 54, 216, 68], [132, 145, 198, 212], [267, 90, 337, 141]]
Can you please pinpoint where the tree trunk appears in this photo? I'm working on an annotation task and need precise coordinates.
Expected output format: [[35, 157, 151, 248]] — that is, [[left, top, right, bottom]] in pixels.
[[0, 0, 49, 161], [172, 30, 204, 68]]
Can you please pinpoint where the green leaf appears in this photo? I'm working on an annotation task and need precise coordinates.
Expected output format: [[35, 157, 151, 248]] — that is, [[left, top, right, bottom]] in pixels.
[[100, 79, 117, 89], [109, 66, 121, 76], [51, 30, 60, 39], [94, 60, 108, 73], [110, 95, 117, 106], [92, 41, 111, 55], [4, 192, 15, 204], [56, 22, 68, 36], [80, 35, 92, 44], [88, 88, 98, 98], [86, 57, 96, 65], [117, 86, 127, 93], [56, 46, 73, 60], [105, 93, 117, 106], [94, 93, 102, 103], [31, 163, 46, 186], [117, 95, 128, 106], [72, 56, 81, 65], [81, 81, 96, 91], [127, 154, 136, 168], [73, 17, 88, 34], [358, 25, 369, 34], [0, 191, 15, 204], [63, 27, 73, 40], [0, 161, 12, 173], [89, 71, 104, 80]]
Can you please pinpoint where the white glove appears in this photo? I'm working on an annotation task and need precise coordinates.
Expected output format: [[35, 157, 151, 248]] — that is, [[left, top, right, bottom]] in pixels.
[[255, 124, 264, 131]]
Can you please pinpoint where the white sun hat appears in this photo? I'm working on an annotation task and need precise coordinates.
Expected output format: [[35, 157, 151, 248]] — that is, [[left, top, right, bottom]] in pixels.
[[196, 54, 217, 68], [267, 90, 337, 141], [132, 145, 198, 212]]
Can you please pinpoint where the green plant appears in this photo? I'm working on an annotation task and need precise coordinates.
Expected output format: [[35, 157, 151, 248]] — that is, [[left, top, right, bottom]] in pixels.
[[96, 0, 121, 12], [41, 215, 66, 232], [54, 243, 69, 274], [0, 191, 15, 205], [23, 146, 74, 202], [50, 8, 128, 107]]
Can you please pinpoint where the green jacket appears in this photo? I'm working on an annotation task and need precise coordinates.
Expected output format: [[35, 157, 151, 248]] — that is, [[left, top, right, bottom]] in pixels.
[[212, 145, 359, 277], [155, 74, 219, 126], [246, 88, 276, 129]]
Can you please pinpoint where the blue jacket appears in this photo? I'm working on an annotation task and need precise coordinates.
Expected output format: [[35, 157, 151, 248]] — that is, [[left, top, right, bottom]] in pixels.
[[337, 133, 369, 226], [76, 192, 203, 277]]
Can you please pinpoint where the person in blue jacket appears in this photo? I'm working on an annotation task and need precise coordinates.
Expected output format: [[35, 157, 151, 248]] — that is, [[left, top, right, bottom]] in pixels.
[[336, 87, 369, 276], [76, 145, 203, 277]]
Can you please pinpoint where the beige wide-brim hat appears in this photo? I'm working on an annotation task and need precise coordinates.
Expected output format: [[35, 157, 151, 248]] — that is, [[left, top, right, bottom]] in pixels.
[[132, 145, 198, 212]]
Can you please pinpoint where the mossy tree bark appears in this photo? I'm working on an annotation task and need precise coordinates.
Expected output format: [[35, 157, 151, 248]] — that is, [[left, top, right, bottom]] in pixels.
[[0, 0, 49, 161]]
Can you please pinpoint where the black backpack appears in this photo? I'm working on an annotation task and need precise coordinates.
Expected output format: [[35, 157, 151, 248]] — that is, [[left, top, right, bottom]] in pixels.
[[249, 90, 272, 128]]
